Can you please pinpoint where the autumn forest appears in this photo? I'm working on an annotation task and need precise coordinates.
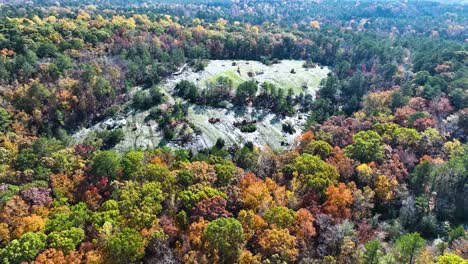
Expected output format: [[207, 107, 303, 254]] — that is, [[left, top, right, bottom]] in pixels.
[[0, 0, 467, 263]]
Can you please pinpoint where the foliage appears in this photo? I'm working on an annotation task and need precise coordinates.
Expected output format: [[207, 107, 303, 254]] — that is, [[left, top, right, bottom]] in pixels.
[[304, 140, 333, 159], [90, 151, 121, 181], [116, 181, 165, 229], [264, 206, 297, 229], [363, 240, 383, 264], [0, 1, 466, 263], [286, 153, 339, 194], [0, 232, 47, 264], [104, 227, 145, 264], [394, 233, 425, 264], [344, 130, 384, 163], [204, 218, 244, 263], [47, 227, 85, 253], [258, 228, 298, 263], [436, 253, 467, 264]]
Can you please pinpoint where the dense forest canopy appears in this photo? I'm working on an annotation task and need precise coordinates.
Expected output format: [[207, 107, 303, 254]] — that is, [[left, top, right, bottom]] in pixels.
[[0, 0, 467, 263]]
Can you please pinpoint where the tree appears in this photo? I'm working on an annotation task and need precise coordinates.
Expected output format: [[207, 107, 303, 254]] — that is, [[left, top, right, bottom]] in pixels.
[[344, 130, 384, 163], [374, 175, 398, 203], [327, 147, 355, 181], [214, 161, 236, 187], [393, 127, 421, 148], [304, 140, 333, 159], [179, 185, 227, 211], [447, 225, 465, 244], [294, 208, 316, 249], [48, 227, 85, 254], [448, 88, 467, 110], [394, 233, 425, 264], [286, 154, 339, 195], [37, 42, 58, 58], [20, 187, 52, 206], [90, 151, 121, 181], [45, 202, 89, 234], [238, 209, 268, 241], [117, 181, 164, 229], [362, 90, 393, 116], [181, 161, 217, 185], [0, 232, 47, 263], [258, 228, 298, 263], [410, 160, 434, 195], [239, 173, 273, 212], [356, 163, 374, 185], [191, 196, 232, 222], [431, 155, 467, 222], [322, 183, 354, 220], [91, 199, 120, 230], [236, 80, 258, 103], [104, 227, 145, 264], [139, 163, 171, 182], [50, 173, 84, 203], [204, 218, 244, 263], [0, 223, 9, 247], [436, 253, 467, 264], [11, 214, 46, 239], [175, 80, 199, 103], [32, 248, 69, 264], [0, 107, 11, 132], [348, 183, 375, 221], [363, 240, 383, 264], [264, 206, 297, 229]]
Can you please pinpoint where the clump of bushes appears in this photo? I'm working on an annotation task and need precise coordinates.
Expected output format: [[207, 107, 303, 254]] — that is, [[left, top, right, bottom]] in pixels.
[[234, 120, 257, 133]]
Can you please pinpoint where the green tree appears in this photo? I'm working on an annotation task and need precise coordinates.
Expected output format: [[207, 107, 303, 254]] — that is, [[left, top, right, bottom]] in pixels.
[[95, 129, 124, 150], [304, 140, 333, 159], [431, 155, 467, 222], [91, 199, 121, 230], [0, 232, 47, 263], [46, 202, 90, 233], [0, 107, 11, 132], [264, 206, 297, 229], [175, 80, 199, 103], [55, 54, 72, 73], [37, 42, 58, 58], [410, 160, 434, 195], [117, 181, 164, 229], [178, 186, 226, 210], [104, 227, 145, 264], [90, 151, 121, 181], [344, 130, 384, 163], [286, 153, 339, 194], [48, 227, 85, 254], [204, 217, 244, 263], [236, 80, 258, 103], [139, 163, 171, 182], [448, 225, 465, 243], [214, 161, 237, 187], [393, 127, 421, 148], [121, 151, 145, 180], [363, 240, 382, 264], [394, 232, 425, 264], [448, 88, 467, 110]]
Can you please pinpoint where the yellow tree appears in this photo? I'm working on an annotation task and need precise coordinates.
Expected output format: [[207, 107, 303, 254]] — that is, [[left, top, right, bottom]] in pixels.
[[258, 228, 298, 263], [374, 175, 398, 203]]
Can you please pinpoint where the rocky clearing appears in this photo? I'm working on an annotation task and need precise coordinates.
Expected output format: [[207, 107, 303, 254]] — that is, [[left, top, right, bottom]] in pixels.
[[72, 60, 330, 151]]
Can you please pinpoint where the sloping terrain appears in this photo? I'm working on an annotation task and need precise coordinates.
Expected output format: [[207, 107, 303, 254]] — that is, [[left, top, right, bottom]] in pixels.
[[73, 60, 329, 151]]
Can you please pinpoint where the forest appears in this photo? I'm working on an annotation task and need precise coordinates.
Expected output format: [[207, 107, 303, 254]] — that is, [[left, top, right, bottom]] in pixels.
[[0, 0, 467, 263]]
